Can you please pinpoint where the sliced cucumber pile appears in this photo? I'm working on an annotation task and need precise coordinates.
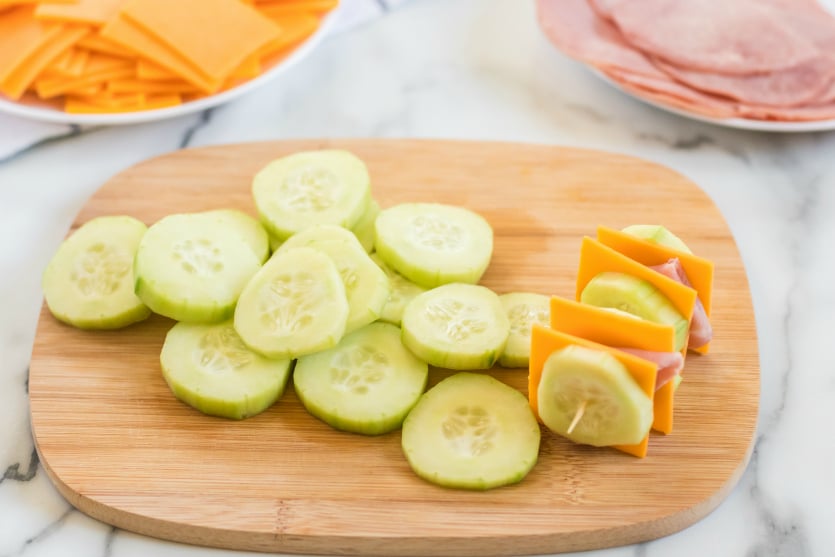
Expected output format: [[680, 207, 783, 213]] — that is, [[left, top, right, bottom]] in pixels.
[[43, 215, 151, 329], [374, 202, 493, 288], [498, 292, 550, 368], [401, 372, 540, 490], [294, 322, 428, 435], [401, 283, 510, 370], [160, 320, 292, 419]]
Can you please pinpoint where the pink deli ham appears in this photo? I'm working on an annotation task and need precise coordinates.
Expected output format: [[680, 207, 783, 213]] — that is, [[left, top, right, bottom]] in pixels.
[[650, 258, 713, 350], [605, 0, 820, 75], [536, 0, 664, 77], [616, 347, 684, 390]]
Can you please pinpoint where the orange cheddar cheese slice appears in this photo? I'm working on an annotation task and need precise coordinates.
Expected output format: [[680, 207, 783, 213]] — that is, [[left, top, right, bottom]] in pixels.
[[35, 0, 125, 25], [596, 226, 714, 316], [135, 58, 175, 80], [258, 12, 319, 57], [35, 52, 133, 98], [100, 14, 221, 93], [550, 296, 676, 352], [65, 91, 179, 112], [550, 296, 678, 435], [257, 0, 338, 17], [0, 6, 61, 84], [107, 77, 199, 94], [120, 0, 282, 80], [596, 226, 715, 354], [1, 25, 88, 99], [77, 33, 136, 57], [575, 236, 698, 351], [529, 325, 657, 458]]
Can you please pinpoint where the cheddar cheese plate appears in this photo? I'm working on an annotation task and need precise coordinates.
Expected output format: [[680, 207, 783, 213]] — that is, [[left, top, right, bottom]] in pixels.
[[28, 139, 760, 555], [0, 2, 342, 126]]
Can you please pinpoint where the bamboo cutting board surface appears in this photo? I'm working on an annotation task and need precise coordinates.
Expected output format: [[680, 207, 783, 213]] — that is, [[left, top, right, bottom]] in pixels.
[[28, 139, 760, 556]]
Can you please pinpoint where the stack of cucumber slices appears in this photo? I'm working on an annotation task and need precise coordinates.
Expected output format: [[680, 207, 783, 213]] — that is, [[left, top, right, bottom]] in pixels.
[[42, 149, 552, 491]]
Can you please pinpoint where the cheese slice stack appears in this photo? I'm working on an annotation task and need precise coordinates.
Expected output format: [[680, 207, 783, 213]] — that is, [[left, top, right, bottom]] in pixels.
[[0, 0, 337, 113]]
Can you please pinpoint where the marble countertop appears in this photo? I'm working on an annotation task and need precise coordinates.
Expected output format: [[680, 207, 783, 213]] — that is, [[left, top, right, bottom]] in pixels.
[[1, 0, 834, 555]]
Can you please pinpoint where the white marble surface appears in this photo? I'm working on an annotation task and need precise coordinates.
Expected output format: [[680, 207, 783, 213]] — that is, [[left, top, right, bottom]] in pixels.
[[1, 0, 834, 555]]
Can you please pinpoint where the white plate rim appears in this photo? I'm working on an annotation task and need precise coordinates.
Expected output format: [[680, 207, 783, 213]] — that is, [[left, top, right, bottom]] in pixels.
[[0, 5, 343, 127], [591, 69, 835, 133]]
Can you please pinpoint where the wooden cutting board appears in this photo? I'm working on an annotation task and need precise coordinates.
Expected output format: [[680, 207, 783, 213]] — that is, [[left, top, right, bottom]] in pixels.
[[29, 139, 759, 556]]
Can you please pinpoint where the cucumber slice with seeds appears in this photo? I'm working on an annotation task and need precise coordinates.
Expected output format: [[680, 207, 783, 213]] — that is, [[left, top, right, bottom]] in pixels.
[[160, 320, 292, 420], [401, 372, 540, 490], [203, 209, 270, 263], [233, 247, 349, 359], [537, 345, 652, 447], [280, 226, 389, 333], [401, 283, 510, 370], [134, 213, 262, 323], [252, 150, 371, 240], [374, 203, 493, 288], [580, 272, 689, 351], [370, 253, 427, 326], [351, 198, 380, 253], [622, 224, 692, 254], [498, 292, 550, 368], [43, 215, 150, 329], [294, 322, 428, 435]]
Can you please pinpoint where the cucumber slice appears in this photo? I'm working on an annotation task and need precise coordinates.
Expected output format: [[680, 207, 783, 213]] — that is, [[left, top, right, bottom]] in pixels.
[[580, 271, 689, 352], [160, 320, 291, 419], [498, 292, 550, 368], [537, 345, 652, 447], [134, 213, 262, 323], [294, 322, 428, 435], [280, 226, 390, 333], [374, 203, 493, 288], [203, 209, 270, 263], [233, 247, 349, 359], [370, 253, 427, 326], [401, 372, 540, 490], [622, 224, 692, 254], [351, 198, 380, 253], [252, 150, 371, 240], [401, 284, 510, 370], [42, 215, 151, 329]]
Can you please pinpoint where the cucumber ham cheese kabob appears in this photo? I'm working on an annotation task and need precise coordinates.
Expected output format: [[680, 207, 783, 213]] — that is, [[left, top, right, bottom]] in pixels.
[[574, 235, 702, 435]]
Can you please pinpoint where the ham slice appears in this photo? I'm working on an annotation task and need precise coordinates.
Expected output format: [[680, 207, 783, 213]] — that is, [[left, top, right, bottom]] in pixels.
[[536, 0, 664, 77], [605, 0, 820, 75], [602, 68, 738, 118], [653, 57, 835, 107], [649, 258, 713, 350], [616, 347, 683, 390]]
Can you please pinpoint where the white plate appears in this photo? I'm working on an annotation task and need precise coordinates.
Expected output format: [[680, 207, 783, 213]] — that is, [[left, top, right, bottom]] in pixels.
[[592, 69, 835, 134], [0, 6, 342, 126]]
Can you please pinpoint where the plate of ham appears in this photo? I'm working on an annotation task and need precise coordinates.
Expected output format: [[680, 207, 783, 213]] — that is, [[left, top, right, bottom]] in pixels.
[[537, 0, 835, 132]]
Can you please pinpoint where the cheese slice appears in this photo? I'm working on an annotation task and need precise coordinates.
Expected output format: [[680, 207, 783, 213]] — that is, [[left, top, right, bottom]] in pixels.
[[35, 56, 133, 98], [136, 58, 175, 80], [120, 0, 282, 80], [100, 14, 221, 92], [77, 33, 136, 57], [596, 226, 714, 316], [107, 77, 199, 94], [529, 325, 656, 458], [0, 6, 61, 83], [46, 45, 89, 77], [259, 12, 319, 58], [35, 0, 125, 25], [257, 0, 338, 16], [576, 237, 698, 334], [1, 25, 88, 99], [550, 296, 678, 435], [65, 91, 179, 112]]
